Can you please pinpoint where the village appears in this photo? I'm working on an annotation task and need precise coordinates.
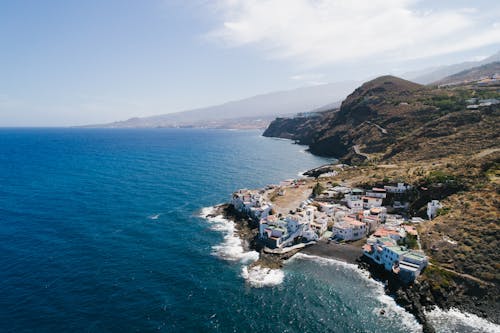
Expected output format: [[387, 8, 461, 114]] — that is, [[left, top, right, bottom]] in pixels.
[[230, 170, 443, 283]]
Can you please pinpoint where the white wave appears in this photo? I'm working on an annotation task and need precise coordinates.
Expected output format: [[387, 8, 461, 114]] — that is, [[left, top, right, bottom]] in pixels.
[[241, 265, 284, 288], [426, 307, 500, 333], [200, 206, 259, 264], [297, 170, 307, 177], [288, 253, 422, 332], [199, 206, 216, 218], [148, 213, 161, 220]]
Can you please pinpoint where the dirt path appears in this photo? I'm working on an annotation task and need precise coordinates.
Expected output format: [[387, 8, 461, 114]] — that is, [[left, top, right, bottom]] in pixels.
[[429, 263, 494, 286], [353, 145, 371, 160], [473, 147, 500, 159]]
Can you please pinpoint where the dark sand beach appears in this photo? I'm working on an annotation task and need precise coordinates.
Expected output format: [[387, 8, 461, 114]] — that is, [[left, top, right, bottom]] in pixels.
[[302, 240, 363, 264]]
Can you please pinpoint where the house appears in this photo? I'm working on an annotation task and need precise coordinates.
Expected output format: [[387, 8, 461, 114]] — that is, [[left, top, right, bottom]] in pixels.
[[365, 187, 387, 199], [362, 196, 383, 209], [363, 237, 397, 264], [363, 235, 428, 283], [427, 200, 442, 220], [398, 252, 428, 282], [368, 207, 387, 221], [371, 225, 406, 241], [332, 217, 366, 241], [345, 194, 363, 212], [385, 214, 405, 226], [384, 183, 412, 193], [311, 212, 328, 236], [258, 206, 317, 249], [381, 246, 408, 271], [362, 216, 379, 234], [403, 225, 418, 236], [316, 202, 335, 214]]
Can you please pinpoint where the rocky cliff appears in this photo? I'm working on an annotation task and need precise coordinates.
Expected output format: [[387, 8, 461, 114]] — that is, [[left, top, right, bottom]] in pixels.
[[263, 75, 499, 164]]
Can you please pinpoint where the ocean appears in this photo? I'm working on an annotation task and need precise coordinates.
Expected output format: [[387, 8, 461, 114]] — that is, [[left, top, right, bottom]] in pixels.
[[0, 128, 497, 333]]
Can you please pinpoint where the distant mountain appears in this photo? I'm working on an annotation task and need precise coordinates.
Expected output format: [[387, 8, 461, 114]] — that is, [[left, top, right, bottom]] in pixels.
[[403, 51, 500, 84], [89, 81, 360, 128], [434, 61, 500, 85]]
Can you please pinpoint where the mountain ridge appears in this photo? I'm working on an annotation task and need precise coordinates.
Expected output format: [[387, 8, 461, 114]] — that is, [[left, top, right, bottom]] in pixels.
[[87, 81, 360, 129], [403, 50, 500, 84]]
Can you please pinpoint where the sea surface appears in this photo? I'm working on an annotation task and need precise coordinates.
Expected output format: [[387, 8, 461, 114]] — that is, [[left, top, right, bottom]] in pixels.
[[0, 128, 498, 333]]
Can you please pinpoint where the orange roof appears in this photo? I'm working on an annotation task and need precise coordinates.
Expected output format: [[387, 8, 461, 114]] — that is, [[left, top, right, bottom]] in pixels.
[[373, 228, 400, 237], [349, 220, 365, 227], [403, 225, 418, 236]]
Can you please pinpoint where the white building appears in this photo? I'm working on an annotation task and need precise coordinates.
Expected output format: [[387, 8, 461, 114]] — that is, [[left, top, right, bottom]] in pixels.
[[345, 194, 363, 212], [427, 200, 442, 220], [363, 238, 428, 283], [362, 196, 383, 209], [365, 188, 387, 199], [384, 183, 412, 194], [332, 217, 366, 241], [258, 206, 317, 249]]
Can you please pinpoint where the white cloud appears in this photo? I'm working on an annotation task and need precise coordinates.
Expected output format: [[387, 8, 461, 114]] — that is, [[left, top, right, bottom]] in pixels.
[[206, 0, 500, 67]]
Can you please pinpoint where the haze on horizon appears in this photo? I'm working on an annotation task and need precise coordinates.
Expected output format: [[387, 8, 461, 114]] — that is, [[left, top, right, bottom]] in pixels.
[[1, 0, 500, 127]]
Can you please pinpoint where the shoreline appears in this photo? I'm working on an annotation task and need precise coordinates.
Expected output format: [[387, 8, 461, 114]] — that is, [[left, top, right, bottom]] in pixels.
[[205, 160, 499, 333], [212, 201, 441, 331]]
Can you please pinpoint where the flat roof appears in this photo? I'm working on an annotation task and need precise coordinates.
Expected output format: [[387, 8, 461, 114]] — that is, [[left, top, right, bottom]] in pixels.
[[404, 252, 426, 261], [386, 246, 408, 255]]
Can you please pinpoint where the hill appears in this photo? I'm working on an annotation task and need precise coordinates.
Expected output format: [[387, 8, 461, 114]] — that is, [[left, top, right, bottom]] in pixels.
[[433, 61, 500, 86], [264, 75, 499, 163], [88, 81, 359, 129], [403, 50, 500, 84]]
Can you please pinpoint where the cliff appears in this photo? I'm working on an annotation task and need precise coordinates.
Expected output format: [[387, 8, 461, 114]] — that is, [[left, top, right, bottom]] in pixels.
[[263, 75, 499, 164]]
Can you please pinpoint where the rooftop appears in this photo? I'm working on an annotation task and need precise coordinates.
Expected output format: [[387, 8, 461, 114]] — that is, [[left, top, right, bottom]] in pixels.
[[386, 246, 408, 255]]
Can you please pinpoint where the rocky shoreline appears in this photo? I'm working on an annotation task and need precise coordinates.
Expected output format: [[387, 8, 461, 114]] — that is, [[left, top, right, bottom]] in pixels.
[[206, 198, 499, 333], [209, 203, 440, 329]]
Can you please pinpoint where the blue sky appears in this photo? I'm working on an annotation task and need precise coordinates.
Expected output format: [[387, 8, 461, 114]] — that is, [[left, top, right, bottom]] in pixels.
[[1, 0, 499, 126]]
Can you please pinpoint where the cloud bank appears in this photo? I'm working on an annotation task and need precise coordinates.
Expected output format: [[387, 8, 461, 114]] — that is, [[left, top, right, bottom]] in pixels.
[[207, 0, 500, 67]]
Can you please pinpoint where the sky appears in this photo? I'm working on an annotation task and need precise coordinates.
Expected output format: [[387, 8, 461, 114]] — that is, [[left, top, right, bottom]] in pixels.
[[1, 0, 499, 126]]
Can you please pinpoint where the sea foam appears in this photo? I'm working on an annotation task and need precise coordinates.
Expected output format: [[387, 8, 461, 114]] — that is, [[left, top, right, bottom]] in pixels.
[[241, 265, 285, 288], [425, 307, 500, 333], [201, 206, 256, 262], [200, 206, 284, 286]]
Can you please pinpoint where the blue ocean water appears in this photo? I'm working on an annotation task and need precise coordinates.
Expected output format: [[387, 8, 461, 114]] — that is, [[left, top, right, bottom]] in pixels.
[[0, 128, 496, 333]]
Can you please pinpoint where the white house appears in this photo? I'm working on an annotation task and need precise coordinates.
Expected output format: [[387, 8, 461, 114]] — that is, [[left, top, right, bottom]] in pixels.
[[345, 194, 363, 212], [363, 238, 428, 283], [384, 183, 412, 194], [362, 196, 383, 209], [427, 200, 442, 220], [332, 217, 366, 241], [365, 187, 387, 199], [311, 212, 329, 236], [381, 246, 408, 271]]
